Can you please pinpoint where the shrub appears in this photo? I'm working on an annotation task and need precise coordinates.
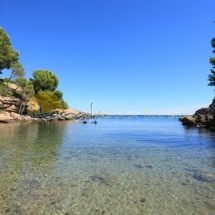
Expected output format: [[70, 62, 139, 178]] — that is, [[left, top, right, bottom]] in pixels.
[[0, 82, 13, 97], [61, 99, 69, 109]]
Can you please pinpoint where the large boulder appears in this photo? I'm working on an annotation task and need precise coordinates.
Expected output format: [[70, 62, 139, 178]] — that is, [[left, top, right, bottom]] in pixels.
[[65, 114, 75, 120], [0, 111, 33, 123], [0, 112, 17, 123], [180, 116, 197, 126], [18, 116, 32, 122]]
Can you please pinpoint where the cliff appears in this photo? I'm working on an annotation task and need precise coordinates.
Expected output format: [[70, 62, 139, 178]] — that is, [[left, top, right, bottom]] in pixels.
[[0, 95, 27, 114]]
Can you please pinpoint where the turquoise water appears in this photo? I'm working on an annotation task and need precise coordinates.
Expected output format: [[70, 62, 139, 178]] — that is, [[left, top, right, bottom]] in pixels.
[[0, 116, 215, 215]]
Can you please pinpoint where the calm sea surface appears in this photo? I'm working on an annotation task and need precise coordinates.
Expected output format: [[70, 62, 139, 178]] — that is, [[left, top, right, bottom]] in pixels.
[[0, 116, 215, 215]]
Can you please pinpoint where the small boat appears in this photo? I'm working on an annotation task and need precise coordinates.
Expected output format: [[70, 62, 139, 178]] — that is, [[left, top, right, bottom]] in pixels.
[[83, 120, 87, 124]]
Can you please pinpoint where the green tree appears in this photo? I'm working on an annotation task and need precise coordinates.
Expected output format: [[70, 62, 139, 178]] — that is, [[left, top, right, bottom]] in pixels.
[[31, 70, 59, 93], [61, 99, 69, 109], [0, 27, 20, 74], [8, 61, 25, 81], [14, 77, 35, 100], [15, 77, 28, 89], [22, 84, 35, 99], [53, 90, 69, 109], [53, 90, 63, 100], [208, 22, 215, 87]]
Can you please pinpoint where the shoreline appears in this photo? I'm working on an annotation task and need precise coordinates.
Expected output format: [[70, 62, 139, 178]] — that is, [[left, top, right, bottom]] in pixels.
[[179, 101, 215, 131], [0, 108, 91, 123]]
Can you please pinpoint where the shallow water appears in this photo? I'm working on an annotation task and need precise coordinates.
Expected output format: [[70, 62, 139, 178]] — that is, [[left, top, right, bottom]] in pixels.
[[0, 116, 215, 215]]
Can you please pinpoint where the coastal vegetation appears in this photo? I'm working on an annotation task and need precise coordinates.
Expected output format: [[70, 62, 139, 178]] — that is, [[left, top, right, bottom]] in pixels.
[[179, 21, 215, 129], [0, 27, 20, 74], [0, 27, 69, 110], [30, 70, 59, 94], [208, 21, 215, 93]]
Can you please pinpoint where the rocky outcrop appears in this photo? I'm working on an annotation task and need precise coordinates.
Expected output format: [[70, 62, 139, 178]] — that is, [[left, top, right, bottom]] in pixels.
[[180, 116, 197, 126], [0, 96, 27, 114], [179, 101, 215, 130]]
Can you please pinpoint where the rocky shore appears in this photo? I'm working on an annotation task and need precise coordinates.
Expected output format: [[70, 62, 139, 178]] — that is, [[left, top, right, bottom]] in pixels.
[[0, 109, 91, 123], [0, 96, 90, 123], [179, 101, 215, 130]]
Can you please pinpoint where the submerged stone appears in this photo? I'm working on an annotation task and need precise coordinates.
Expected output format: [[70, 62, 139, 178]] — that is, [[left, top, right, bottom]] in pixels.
[[64, 212, 76, 215], [193, 173, 215, 182], [140, 198, 146, 203], [89, 173, 116, 186], [134, 164, 153, 169]]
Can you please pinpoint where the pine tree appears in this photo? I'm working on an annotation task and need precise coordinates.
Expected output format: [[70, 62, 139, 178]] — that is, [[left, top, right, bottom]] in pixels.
[[208, 22, 215, 87]]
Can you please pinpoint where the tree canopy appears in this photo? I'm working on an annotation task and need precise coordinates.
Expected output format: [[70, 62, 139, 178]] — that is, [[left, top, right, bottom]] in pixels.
[[9, 61, 25, 81], [53, 90, 69, 109], [31, 70, 59, 93], [208, 23, 215, 87], [53, 90, 63, 100], [11, 77, 35, 100], [0, 27, 20, 74]]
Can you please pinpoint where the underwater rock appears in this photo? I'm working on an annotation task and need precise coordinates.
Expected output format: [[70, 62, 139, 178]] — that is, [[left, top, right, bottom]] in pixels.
[[181, 182, 187, 186], [140, 198, 146, 203], [81, 188, 93, 197], [204, 200, 215, 210], [145, 165, 153, 168], [193, 173, 215, 182], [25, 179, 40, 189], [5, 208, 10, 213], [89, 173, 117, 186], [64, 212, 77, 215], [134, 164, 153, 169]]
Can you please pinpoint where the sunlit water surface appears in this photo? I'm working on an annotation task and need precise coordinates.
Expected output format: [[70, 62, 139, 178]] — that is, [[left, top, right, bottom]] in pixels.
[[0, 116, 215, 215]]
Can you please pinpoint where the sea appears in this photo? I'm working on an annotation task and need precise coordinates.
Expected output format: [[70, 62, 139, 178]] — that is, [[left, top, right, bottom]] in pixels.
[[0, 115, 215, 215]]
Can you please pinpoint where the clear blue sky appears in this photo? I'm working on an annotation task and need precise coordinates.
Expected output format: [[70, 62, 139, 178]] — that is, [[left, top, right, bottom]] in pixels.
[[1, 0, 215, 114]]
